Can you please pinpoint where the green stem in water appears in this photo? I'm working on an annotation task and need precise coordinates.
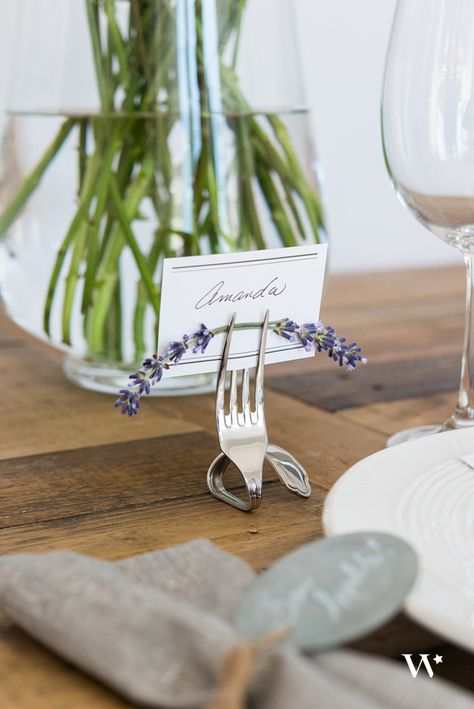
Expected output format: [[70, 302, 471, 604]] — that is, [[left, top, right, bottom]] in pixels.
[[132, 226, 167, 360], [103, 0, 131, 92], [61, 222, 88, 345], [255, 161, 298, 247], [0, 119, 75, 237], [268, 114, 326, 232], [86, 153, 155, 354], [109, 175, 161, 317], [85, 0, 112, 110], [57, 121, 128, 344], [81, 137, 114, 314], [44, 145, 104, 338], [233, 115, 266, 250], [78, 118, 88, 191]]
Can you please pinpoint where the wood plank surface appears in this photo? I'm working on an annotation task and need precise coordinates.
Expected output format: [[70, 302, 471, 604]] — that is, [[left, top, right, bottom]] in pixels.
[[0, 623, 133, 709], [337, 391, 456, 438], [268, 353, 461, 410], [0, 265, 472, 705], [0, 484, 325, 569], [0, 345, 200, 461]]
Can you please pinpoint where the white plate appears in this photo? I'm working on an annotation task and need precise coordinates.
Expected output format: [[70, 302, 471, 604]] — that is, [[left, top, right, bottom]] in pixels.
[[323, 428, 474, 652]]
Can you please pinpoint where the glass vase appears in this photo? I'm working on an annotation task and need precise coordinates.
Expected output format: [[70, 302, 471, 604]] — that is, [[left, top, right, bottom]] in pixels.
[[0, 0, 326, 395]]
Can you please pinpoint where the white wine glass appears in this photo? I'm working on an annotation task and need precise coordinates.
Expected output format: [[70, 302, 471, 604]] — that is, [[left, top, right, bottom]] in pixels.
[[382, 0, 474, 446]]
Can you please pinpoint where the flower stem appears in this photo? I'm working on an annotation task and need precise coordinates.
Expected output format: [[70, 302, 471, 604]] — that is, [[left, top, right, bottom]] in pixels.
[[109, 174, 161, 317], [85, 0, 112, 110], [0, 119, 75, 238]]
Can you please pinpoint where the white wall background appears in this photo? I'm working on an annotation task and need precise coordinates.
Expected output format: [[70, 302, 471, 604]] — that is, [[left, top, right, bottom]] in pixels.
[[295, 0, 459, 273], [0, 0, 461, 274]]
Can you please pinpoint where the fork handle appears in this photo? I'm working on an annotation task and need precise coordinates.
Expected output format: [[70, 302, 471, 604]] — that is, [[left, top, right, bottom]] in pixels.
[[207, 454, 262, 511]]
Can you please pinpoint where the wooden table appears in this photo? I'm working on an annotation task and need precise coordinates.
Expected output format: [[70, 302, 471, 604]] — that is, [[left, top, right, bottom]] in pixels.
[[0, 265, 472, 706]]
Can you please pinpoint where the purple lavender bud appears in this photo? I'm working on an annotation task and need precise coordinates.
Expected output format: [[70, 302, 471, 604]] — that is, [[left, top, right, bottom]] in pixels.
[[273, 318, 297, 342], [328, 337, 367, 371], [114, 389, 141, 416], [168, 336, 189, 365], [192, 323, 214, 353], [280, 330, 296, 342], [142, 355, 164, 384], [295, 325, 315, 351], [313, 321, 336, 352], [128, 370, 151, 396]]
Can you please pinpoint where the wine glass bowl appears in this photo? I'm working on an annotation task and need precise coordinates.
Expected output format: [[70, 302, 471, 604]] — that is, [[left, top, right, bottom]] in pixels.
[[382, 0, 474, 444]]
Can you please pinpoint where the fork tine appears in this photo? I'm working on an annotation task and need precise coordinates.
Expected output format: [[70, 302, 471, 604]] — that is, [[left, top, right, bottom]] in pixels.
[[230, 370, 238, 424], [242, 368, 251, 422], [217, 312, 236, 412], [255, 309, 270, 410]]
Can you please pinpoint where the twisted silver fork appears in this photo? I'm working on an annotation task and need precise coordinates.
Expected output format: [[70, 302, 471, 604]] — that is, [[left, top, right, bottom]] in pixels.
[[208, 310, 269, 511], [208, 443, 311, 509]]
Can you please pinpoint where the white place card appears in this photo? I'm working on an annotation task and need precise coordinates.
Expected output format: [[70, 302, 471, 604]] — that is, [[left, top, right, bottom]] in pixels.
[[157, 244, 328, 377]]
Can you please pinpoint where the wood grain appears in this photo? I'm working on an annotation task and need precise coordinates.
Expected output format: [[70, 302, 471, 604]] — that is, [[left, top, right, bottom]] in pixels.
[[0, 432, 219, 527], [0, 623, 132, 709], [268, 353, 461, 410], [337, 391, 456, 437], [0, 308, 24, 349], [0, 484, 325, 570], [0, 347, 199, 461], [0, 266, 472, 704]]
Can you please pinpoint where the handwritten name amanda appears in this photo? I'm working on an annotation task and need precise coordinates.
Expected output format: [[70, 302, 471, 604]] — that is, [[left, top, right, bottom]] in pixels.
[[195, 277, 286, 310]]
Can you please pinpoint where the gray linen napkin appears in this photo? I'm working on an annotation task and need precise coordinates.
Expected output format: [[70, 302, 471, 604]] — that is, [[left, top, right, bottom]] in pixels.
[[0, 538, 471, 709]]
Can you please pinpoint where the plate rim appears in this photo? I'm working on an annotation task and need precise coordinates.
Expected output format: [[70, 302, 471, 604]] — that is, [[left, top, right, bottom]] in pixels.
[[323, 427, 474, 653]]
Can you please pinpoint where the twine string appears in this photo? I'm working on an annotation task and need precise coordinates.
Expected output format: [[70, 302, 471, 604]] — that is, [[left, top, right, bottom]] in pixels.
[[206, 628, 289, 709]]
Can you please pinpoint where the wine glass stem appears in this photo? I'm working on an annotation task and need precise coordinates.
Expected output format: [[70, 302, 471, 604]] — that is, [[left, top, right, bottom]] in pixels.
[[453, 253, 474, 425]]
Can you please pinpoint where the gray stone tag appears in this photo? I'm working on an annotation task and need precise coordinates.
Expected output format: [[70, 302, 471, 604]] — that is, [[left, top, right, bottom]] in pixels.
[[233, 532, 418, 653]]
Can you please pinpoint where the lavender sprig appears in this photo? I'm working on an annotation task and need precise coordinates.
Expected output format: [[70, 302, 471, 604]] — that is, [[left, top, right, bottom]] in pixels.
[[115, 317, 367, 415], [114, 389, 141, 417]]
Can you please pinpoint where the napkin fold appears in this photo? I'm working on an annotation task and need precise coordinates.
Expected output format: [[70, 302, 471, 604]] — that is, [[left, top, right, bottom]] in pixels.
[[0, 538, 471, 709]]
